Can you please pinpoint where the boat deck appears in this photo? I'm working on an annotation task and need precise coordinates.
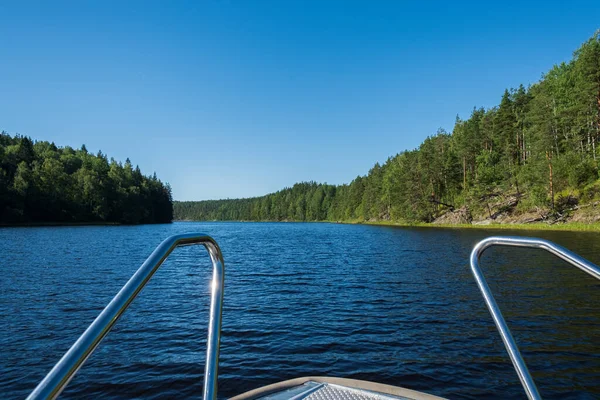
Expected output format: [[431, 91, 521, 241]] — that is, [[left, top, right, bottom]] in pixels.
[[230, 377, 446, 400]]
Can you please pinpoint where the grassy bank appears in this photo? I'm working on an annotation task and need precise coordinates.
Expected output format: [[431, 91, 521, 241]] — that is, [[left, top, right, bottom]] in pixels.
[[349, 220, 600, 232]]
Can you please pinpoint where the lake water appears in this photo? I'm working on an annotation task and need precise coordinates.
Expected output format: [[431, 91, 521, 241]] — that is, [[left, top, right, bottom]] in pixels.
[[1, 222, 599, 399]]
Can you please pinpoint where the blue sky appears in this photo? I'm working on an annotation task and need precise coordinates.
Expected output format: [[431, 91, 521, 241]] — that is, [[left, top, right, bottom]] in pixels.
[[1, 1, 599, 200]]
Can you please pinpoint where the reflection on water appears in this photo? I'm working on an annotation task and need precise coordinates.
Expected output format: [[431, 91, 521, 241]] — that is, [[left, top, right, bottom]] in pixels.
[[1, 222, 599, 399]]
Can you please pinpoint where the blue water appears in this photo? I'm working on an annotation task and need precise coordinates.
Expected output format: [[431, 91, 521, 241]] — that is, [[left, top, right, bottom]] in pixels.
[[1, 222, 600, 399]]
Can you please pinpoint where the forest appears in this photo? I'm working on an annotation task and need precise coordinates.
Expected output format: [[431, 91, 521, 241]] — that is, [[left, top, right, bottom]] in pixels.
[[0, 133, 173, 224], [175, 31, 600, 224]]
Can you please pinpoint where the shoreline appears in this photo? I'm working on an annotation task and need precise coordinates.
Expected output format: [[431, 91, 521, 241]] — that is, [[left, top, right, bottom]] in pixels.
[[173, 219, 600, 232], [0, 221, 173, 228], [0, 221, 121, 228], [5, 219, 597, 232]]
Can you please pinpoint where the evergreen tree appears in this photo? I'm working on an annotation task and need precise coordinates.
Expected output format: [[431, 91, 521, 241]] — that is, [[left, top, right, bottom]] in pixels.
[[0, 132, 173, 224], [170, 31, 600, 223]]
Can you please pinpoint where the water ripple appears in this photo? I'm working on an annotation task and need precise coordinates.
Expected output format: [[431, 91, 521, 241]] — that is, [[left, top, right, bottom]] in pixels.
[[1, 223, 599, 399]]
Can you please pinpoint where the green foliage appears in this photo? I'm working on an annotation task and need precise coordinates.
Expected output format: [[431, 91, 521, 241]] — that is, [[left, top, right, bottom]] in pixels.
[[175, 30, 600, 223], [0, 132, 173, 224], [582, 180, 600, 201]]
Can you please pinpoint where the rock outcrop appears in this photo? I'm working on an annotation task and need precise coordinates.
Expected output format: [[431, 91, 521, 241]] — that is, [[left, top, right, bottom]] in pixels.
[[432, 206, 472, 225]]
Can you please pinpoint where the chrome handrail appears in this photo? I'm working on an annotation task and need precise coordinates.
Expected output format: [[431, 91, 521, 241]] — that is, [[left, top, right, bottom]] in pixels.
[[470, 236, 600, 400], [27, 233, 225, 400]]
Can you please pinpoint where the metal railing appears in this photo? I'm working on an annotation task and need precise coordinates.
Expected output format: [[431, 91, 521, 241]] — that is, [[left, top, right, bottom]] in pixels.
[[27, 233, 225, 400], [470, 236, 600, 400]]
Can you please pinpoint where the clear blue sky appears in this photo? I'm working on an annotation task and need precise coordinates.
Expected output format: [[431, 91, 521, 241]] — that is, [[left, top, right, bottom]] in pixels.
[[1, 1, 599, 200]]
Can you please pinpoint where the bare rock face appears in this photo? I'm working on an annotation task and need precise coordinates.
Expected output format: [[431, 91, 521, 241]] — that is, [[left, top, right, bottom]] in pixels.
[[429, 191, 600, 226], [432, 206, 472, 225]]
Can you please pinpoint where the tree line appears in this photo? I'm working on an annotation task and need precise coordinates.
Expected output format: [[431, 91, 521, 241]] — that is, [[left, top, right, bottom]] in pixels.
[[176, 31, 600, 223], [0, 132, 173, 224]]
